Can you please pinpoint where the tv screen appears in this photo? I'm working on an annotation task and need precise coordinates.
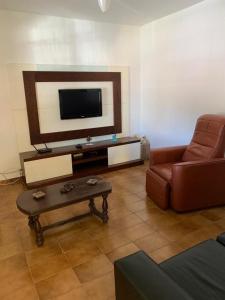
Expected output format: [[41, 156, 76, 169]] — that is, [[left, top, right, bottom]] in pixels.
[[59, 89, 102, 119]]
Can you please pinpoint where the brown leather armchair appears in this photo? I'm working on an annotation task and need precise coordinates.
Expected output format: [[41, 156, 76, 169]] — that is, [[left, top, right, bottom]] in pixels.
[[146, 114, 225, 212]]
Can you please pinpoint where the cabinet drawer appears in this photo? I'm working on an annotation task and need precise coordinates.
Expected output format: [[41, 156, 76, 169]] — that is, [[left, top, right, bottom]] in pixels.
[[108, 142, 141, 166], [24, 155, 72, 184]]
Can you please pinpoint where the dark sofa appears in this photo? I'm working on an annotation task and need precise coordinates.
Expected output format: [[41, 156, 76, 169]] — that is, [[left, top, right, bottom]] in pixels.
[[114, 233, 225, 300]]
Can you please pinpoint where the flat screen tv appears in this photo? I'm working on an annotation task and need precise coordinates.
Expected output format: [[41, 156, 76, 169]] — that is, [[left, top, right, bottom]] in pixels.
[[59, 89, 102, 119]]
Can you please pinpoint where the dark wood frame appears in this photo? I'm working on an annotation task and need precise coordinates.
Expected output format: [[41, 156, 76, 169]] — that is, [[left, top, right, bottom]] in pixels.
[[23, 71, 122, 144]]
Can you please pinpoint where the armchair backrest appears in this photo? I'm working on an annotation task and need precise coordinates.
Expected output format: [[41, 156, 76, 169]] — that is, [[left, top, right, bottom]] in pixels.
[[182, 114, 225, 162]]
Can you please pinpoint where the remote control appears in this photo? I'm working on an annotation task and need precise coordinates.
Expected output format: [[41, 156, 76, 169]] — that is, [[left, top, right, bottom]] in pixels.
[[32, 191, 46, 200], [87, 179, 98, 185]]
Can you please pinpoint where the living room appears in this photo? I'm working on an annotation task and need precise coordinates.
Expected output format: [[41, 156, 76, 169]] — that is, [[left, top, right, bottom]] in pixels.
[[1, 0, 225, 299]]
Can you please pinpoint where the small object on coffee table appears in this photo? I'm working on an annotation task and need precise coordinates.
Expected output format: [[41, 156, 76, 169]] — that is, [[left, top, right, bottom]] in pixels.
[[87, 178, 98, 185], [60, 183, 75, 193], [32, 191, 46, 200], [16, 176, 112, 246]]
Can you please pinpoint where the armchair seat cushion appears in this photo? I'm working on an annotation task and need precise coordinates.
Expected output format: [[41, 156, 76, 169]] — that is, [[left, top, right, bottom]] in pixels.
[[160, 240, 225, 299], [150, 163, 173, 182]]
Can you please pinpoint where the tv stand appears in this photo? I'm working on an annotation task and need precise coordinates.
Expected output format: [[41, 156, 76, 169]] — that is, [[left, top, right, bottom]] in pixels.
[[20, 137, 143, 189]]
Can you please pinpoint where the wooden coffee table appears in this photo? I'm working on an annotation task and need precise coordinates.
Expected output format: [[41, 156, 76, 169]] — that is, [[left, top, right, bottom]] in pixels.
[[16, 176, 112, 246]]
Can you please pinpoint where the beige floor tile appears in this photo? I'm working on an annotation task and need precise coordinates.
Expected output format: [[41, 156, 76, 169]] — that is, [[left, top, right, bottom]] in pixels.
[[58, 230, 91, 252], [44, 207, 75, 225], [36, 268, 81, 300], [84, 272, 115, 300], [95, 232, 130, 254], [18, 225, 56, 252], [0, 241, 23, 261], [87, 223, 120, 241], [107, 242, 139, 262], [179, 223, 223, 249], [53, 287, 89, 300], [150, 242, 185, 263], [134, 231, 169, 255], [0, 252, 27, 273], [44, 221, 84, 241], [159, 220, 200, 242], [136, 207, 178, 230], [19, 233, 44, 252], [0, 224, 20, 246], [74, 254, 113, 283], [122, 222, 156, 241], [215, 217, 225, 230], [0, 254, 33, 298], [108, 206, 133, 220], [125, 199, 153, 213], [30, 254, 70, 283], [200, 207, 225, 221], [118, 193, 146, 206], [79, 216, 107, 231], [25, 241, 62, 266], [2, 285, 39, 300], [65, 239, 101, 267], [109, 213, 143, 231], [173, 214, 212, 227]]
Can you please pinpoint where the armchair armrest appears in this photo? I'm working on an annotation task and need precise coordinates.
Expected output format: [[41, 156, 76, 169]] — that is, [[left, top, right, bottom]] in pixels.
[[114, 251, 193, 300], [171, 158, 225, 211], [150, 145, 187, 166]]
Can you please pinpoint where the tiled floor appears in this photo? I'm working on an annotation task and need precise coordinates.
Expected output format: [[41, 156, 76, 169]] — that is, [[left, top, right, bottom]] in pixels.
[[0, 162, 225, 299]]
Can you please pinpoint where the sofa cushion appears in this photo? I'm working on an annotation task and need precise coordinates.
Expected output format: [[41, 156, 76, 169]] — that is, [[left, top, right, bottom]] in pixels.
[[150, 163, 172, 182], [160, 240, 225, 300]]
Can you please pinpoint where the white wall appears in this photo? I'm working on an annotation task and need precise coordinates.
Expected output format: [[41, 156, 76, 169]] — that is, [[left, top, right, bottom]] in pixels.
[[0, 10, 140, 179], [140, 0, 225, 147]]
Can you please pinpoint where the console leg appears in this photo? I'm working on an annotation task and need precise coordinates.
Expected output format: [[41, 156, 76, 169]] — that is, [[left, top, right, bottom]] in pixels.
[[33, 215, 44, 247], [102, 193, 109, 223]]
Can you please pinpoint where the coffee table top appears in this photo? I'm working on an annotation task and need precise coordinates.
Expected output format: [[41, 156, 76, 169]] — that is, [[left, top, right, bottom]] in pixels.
[[17, 176, 112, 216]]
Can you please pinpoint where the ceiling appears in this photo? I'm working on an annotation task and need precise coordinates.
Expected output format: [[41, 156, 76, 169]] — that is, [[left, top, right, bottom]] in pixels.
[[0, 0, 205, 26]]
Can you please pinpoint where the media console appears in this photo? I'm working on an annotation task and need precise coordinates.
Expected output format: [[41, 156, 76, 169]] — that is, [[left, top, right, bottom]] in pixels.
[[20, 137, 143, 189]]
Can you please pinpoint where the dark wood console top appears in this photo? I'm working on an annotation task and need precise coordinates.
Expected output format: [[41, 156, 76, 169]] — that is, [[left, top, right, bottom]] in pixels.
[[20, 137, 141, 162], [17, 176, 111, 216]]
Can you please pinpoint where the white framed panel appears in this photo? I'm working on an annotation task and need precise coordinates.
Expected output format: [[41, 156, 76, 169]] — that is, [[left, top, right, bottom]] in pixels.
[[24, 154, 72, 183], [36, 81, 113, 134], [108, 142, 141, 166]]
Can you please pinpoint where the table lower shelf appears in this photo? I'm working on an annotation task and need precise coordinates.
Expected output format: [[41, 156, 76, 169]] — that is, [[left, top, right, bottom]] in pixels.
[[28, 194, 109, 246]]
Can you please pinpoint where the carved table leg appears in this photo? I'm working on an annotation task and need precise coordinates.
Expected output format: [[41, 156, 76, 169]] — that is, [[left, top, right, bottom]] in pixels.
[[102, 193, 109, 223], [89, 198, 95, 215], [28, 216, 35, 229], [33, 215, 44, 247]]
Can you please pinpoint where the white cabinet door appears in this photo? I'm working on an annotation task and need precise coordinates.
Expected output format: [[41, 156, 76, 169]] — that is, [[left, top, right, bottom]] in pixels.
[[108, 142, 141, 166], [24, 154, 72, 184]]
